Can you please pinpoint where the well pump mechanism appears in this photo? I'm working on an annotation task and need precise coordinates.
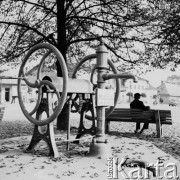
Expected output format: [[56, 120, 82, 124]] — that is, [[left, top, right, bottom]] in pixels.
[[89, 39, 137, 158]]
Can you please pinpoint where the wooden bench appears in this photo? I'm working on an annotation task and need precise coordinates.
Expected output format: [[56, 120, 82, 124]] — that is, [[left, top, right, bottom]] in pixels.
[[0, 106, 5, 122], [105, 108, 172, 138]]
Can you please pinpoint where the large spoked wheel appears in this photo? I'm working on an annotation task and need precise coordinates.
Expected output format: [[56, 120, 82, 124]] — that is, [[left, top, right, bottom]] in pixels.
[[18, 43, 68, 126], [72, 54, 120, 119]]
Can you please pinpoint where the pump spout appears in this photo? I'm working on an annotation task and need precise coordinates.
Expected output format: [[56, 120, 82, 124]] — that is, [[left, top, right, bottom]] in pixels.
[[102, 72, 138, 83]]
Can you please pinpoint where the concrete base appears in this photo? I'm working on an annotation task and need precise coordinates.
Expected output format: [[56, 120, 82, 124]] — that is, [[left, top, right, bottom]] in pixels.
[[88, 137, 112, 159]]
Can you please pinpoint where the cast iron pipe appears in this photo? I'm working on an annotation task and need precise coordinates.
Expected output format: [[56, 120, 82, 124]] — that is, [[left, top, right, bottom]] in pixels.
[[102, 72, 138, 83]]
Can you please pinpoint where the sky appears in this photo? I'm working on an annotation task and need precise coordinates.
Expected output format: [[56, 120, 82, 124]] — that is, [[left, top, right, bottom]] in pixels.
[[141, 65, 180, 87]]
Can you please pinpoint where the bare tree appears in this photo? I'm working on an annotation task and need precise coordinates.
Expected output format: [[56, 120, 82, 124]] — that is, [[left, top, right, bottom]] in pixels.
[[0, 0, 179, 129], [0, 1, 164, 69], [141, 0, 180, 71]]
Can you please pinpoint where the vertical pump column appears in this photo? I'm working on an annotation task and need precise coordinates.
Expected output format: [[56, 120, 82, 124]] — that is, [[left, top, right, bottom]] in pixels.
[[96, 39, 108, 141], [89, 39, 112, 158]]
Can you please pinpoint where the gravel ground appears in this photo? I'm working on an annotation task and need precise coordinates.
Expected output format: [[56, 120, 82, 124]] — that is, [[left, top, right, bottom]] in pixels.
[[109, 121, 180, 161], [0, 117, 180, 161]]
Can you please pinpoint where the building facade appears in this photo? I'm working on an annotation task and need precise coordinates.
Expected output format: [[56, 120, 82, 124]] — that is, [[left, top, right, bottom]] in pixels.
[[116, 77, 157, 104], [0, 78, 35, 104], [157, 81, 180, 104]]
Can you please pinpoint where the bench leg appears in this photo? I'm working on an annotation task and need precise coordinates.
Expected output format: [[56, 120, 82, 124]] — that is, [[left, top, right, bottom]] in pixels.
[[155, 110, 162, 138], [161, 126, 163, 137], [105, 121, 110, 133], [156, 124, 163, 138]]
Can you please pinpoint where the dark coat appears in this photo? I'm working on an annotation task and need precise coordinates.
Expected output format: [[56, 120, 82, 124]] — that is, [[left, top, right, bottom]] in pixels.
[[130, 99, 149, 110]]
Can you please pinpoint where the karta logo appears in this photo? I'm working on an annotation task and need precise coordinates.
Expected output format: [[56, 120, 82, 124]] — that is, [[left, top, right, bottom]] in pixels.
[[107, 157, 179, 179]]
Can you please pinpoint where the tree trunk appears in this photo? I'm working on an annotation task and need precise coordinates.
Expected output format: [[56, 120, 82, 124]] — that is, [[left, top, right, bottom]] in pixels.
[[56, 0, 68, 130]]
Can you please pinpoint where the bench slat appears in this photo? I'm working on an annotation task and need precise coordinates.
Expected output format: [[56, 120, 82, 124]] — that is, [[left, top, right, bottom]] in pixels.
[[106, 118, 172, 124], [105, 108, 172, 137]]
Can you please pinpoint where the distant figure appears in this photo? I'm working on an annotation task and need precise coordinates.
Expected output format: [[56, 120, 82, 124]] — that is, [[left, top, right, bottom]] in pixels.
[[11, 96, 18, 104], [130, 93, 150, 134]]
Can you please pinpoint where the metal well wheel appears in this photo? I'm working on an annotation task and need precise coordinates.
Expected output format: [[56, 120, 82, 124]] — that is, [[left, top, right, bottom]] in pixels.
[[18, 43, 68, 126]]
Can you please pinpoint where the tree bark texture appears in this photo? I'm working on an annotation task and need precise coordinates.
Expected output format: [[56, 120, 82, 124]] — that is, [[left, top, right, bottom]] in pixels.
[[56, 0, 68, 130]]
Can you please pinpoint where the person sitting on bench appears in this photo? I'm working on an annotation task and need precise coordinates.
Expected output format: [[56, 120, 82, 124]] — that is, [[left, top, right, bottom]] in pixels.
[[130, 93, 150, 134]]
